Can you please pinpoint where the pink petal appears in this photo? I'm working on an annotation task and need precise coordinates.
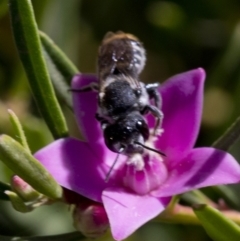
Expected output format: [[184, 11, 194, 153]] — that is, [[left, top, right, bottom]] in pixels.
[[102, 187, 170, 240], [34, 138, 122, 202], [148, 68, 205, 162], [72, 74, 122, 166], [151, 147, 240, 197], [72, 74, 102, 143]]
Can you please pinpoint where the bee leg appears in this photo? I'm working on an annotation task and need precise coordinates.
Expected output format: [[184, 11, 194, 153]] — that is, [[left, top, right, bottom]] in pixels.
[[95, 113, 105, 122], [69, 82, 99, 92], [142, 105, 164, 136], [145, 83, 162, 109], [95, 113, 109, 130], [145, 83, 164, 135]]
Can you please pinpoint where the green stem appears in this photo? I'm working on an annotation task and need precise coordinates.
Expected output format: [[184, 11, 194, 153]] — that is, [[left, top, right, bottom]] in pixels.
[[155, 204, 240, 226], [156, 204, 201, 224], [193, 204, 240, 241], [181, 190, 217, 207]]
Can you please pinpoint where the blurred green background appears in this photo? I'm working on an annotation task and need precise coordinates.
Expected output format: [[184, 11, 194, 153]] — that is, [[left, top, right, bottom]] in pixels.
[[1, 0, 240, 240]]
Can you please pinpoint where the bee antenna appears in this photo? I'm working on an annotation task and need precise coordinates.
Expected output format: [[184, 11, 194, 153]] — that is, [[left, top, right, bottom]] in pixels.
[[105, 147, 124, 182], [134, 141, 166, 157]]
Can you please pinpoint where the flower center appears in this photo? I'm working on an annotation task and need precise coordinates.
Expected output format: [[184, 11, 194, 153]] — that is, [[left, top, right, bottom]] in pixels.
[[122, 153, 168, 195]]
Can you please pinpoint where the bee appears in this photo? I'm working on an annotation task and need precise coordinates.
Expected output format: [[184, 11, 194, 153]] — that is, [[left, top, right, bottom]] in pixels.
[[96, 31, 164, 155], [72, 31, 164, 158]]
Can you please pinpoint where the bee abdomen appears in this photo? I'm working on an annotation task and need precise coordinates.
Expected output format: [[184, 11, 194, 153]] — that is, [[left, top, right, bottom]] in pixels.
[[98, 32, 146, 81], [130, 40, 146, 76]]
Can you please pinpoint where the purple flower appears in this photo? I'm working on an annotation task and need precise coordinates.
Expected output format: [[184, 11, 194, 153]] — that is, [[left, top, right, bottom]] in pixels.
[[34, 68, 240, 240]]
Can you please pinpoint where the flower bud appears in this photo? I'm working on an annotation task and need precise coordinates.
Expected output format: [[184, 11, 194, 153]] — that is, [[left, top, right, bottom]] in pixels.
[[11, 175, 41, 201], [73, 200, 109, 238]]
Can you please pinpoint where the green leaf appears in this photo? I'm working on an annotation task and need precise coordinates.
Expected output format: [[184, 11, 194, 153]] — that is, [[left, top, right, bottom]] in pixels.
[[8, 0, 68, 139], [39, 31, 79, 84], [5, 190, 31, 213], [212, 115, 240, 151], [42, 47, 73, 110], [0, 135, 63, 199], [39, 31, 81, 110], [8, 109, 31, 153], [193, 204, 240, 241]]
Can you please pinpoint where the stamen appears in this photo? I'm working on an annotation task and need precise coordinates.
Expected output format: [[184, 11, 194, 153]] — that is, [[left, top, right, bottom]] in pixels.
[[122, 154, 168, 195]]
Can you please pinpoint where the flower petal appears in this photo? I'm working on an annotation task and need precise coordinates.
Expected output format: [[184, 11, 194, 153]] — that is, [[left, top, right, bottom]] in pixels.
[[151, 147, 240, 197], [72, 74, 102, 143], [102, 187, 170, 240], [72, 74, 122, 166], [148, 68, 205, 162], [34, 138, 121, 202]]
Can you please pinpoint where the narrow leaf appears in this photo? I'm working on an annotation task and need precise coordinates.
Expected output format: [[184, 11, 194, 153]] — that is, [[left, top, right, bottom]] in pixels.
[[212, 115, 240, 151], [5, 190, 31, 213], [210, 115, 240, 209], [193, 204, 240, 241], [42, 48, 73, 110], [0, 135, 62, 199], [8, 0, 68, 139], [8, 109, 31, 153], [39, 31, 79, 84]]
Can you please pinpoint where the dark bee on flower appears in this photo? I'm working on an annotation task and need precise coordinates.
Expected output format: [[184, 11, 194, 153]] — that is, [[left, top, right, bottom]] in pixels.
[[96, 31, 164, 155], [71, 31, 164, 158]]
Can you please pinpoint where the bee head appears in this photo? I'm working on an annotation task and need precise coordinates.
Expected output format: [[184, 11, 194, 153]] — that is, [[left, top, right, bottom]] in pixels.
[[103, 112, 149, 155]]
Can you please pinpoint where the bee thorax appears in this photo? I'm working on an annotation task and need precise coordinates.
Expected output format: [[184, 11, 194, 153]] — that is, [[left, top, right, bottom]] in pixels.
[[100, 79, 139, 118]]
